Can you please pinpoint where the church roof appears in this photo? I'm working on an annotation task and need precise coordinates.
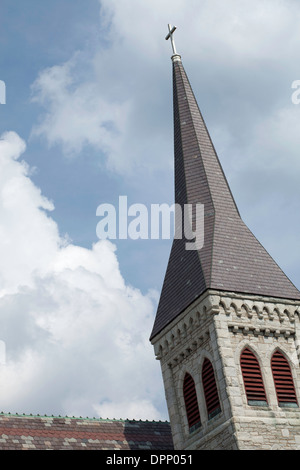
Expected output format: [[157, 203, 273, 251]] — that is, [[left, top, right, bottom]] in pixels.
[[0, 413, 173, 450], [150, 53, 300, 340]]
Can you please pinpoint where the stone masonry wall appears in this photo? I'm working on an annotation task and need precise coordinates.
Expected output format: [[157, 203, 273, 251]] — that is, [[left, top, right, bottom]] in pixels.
[[152, 289, 300, 450], [152, 290, 238, 450], [214, 291, 300, 450]]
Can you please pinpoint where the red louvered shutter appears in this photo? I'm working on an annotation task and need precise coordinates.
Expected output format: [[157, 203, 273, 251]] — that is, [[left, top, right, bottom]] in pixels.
[[271, 350, 298, 407], [202, 358, 221, 419], [183, 373, 201, 431], [240, 348, 268, 405]]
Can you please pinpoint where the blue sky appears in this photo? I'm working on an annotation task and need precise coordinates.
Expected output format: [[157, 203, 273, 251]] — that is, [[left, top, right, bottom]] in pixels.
[[0, 0, 174, 294], [0, 0, 300, 420]]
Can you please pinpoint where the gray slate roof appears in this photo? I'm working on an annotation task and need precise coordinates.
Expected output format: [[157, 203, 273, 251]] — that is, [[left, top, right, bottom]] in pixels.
[[150, 56, 300, 340]]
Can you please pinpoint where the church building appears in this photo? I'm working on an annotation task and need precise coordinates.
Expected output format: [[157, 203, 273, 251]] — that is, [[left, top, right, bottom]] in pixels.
[[150, 25, 300, 450], [0, 26, 299, 451]]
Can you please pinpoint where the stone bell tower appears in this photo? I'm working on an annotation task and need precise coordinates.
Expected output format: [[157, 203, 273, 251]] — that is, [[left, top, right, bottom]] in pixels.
[[150, 26, 300, 450]]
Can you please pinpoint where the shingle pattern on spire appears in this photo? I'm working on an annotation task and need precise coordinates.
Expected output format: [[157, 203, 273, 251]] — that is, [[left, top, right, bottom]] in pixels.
[[150, 58, 300, 340]]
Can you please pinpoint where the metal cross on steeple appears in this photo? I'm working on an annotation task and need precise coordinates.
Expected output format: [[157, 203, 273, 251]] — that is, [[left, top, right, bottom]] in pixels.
[[165, 24, 177, 55]]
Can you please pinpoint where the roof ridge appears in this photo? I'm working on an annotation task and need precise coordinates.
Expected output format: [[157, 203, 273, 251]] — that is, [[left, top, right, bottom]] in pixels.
[[0, 411, 169, 423]]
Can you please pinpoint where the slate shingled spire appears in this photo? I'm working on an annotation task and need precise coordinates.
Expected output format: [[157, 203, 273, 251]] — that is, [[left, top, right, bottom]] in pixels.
[[150, 53, 300, 340]]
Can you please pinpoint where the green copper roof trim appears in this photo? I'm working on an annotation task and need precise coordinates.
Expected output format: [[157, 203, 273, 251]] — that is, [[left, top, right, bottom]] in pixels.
[[0, 411, 169, 423]]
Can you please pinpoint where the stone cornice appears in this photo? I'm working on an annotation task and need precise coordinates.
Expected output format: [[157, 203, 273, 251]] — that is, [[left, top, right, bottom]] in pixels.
[[152, 290, 300, 363]]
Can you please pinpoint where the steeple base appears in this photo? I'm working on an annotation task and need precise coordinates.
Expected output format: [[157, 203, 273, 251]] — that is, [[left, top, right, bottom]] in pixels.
[[151, 290, 300, 450]]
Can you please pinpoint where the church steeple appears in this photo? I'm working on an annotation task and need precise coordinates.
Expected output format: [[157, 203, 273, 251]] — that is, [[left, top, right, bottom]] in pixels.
[[151, 29, 300, 450], [150, 32, 300, 340]]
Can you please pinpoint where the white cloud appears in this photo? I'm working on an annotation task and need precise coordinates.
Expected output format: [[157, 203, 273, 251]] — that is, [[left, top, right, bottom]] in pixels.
[[0, 131, 59, 295], [0, 132, 166, 419], [29, 0, 300, 180], [5, 0, 300, 419], [99, 0, 300, 62], [30, 57, 132, 167], [94, 399, 161, 422], [30, 45, 172, 176]]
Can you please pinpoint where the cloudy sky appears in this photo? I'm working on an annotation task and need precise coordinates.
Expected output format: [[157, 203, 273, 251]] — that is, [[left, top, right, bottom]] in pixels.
[[0, 0, 300, 421]]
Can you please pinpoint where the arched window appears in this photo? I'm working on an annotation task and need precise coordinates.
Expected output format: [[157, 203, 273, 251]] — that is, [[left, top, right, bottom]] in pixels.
[[183, 373, 201, 432], [240, 348, 268, 405], [202, 358, 221, 419], [271, 350, 298, 407]]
